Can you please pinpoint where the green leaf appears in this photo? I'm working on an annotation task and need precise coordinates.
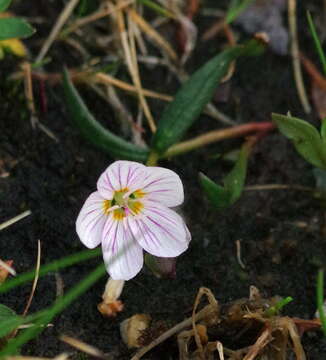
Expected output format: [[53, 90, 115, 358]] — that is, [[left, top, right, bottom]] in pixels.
[[199, 144, 250, 209], [321, 121, 326, 142], [225, 0, 255, 24], [0, 264, 106, 356], [0, 304, 16, 322], [199, 173, 231, 209], [272, 113, 326, 170], [0, 18, 35, 40], [0, 0, 11, 12], [224, 144, 249, 203], [62, 69, 149, 162], [152, 41, 263, 155], [307, 11, 326, 77], [0, 304, 21, 338]]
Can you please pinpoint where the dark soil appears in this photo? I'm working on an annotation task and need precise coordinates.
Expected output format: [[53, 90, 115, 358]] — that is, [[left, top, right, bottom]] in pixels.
[[1, 1, 326, 358]]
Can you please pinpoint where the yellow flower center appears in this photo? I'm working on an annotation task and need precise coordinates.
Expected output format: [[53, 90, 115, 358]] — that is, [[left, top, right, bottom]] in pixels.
[[103, 188, 145, 220]]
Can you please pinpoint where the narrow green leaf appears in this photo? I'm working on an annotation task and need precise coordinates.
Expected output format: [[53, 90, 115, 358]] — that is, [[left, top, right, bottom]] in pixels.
[[317, 269, 326, 336], [152, 41, 263, 155], [307, 11, 326, 77], [0, 18, 35, 40], [0, 248, 101, 294], [0, 304, 16, 321], [199, 173, 231, 209], [321, 121, 326, 142], [63, 69, 149, 162], [0, 0, 11, 12], [272, 113, 326, 170], [199, 144, 250, 209], [224, 145, 249, 203], [0, 264, 106, 356], [0, 304, 20, 338], [225, 0, 255, 24], [137, 0, 173, 18]]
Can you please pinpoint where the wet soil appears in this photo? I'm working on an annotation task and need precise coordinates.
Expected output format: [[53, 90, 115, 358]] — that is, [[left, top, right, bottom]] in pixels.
[[1, 1, 326, 358]]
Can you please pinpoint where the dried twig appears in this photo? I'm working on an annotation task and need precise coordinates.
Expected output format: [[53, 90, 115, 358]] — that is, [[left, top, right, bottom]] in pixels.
[[116, 2, 156, 132], [0, 259, 16, 276], [129, 8, 178, 61], [22, 240, 41, 316], [60, 0, 134, 38], [36, 0, 80, 63], [60, 335, 107, 359], [131, 304, 216, 360], [288, 0, 311, 114], [0, 210, 32, 231]]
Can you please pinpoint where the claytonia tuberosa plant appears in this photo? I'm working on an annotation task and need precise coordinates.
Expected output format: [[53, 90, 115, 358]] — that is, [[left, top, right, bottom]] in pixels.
[[76, 160, 191, 280]]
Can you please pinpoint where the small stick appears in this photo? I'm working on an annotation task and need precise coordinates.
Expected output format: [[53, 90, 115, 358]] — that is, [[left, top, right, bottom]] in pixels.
[[236, 240, 245, 269], [22, 240, 41, 316], [35, 0, 80, 63], [60, 0, 134, 38], [245, 184, 316, 192], [0, 210, 32, 231], [60, 335, 107, 359], [116, 2, 156, 132], [131, 305, 214, 360], [129, 8, 178, 61], [288, 0, 311, 114], [22, 62, 37, 128], [0, 259, 16, 276]]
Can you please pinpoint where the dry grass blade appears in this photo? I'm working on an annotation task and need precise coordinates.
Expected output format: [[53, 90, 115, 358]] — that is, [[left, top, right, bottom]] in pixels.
[[95, 72, 171, 100], [216, 341, 224, 360], [0, 259, 16, 276], [22, 240, 41, 316], [116, 1, 156, 132], [286, 318, 307, 360], [60, 0, 134, 38], [128, 8, 178, 61], [288, 0, 311, 114], [6, 355, 69, 360], [60, 335, 107, 359], [0, 210, 32, 231], [131, 303, 217, 360], [22, 62, 37, 128], [36, 0, 80, 62], [22, 62, 59, 142], [243, 328, 272, 360]]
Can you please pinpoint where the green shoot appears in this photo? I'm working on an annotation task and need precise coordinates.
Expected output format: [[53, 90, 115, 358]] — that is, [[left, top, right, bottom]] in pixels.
[[317, 269, 326, 336], [307, 11, 326, 77], [0, 248, 101, 294], [225, 0, 255, 25], [265, 296, 293, 317]]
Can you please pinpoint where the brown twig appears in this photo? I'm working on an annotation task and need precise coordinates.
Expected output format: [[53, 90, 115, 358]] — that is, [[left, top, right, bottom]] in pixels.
[[288, 0, 311, 114], [36, 0, 80, 63], [131, 304, 216, 360]]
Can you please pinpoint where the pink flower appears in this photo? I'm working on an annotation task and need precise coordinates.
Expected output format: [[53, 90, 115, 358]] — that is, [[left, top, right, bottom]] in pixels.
[[76, 161, 191, 280]]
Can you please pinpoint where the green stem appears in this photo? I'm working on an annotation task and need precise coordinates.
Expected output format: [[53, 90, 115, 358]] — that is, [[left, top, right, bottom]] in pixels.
[[162, 122, 275, 158], [265, 296, 293, 317], [317, 269, 326, 336], [146, 151, 159, 166]]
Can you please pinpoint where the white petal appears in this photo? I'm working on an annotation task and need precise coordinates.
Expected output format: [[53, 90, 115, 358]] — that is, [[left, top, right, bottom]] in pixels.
[[142, 167, 184, 207], [128, 203, 191, 257], [76, 191, 107, 248], [102, 216, 144, 280], [97, 161, 146, 198]]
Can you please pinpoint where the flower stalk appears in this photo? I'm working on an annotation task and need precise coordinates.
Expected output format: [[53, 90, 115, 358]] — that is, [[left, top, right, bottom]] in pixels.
[[162, 122, 275, 158]]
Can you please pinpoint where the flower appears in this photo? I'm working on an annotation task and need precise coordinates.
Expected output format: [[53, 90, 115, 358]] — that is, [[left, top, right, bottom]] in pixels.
[[76, 160, 191, 280]]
